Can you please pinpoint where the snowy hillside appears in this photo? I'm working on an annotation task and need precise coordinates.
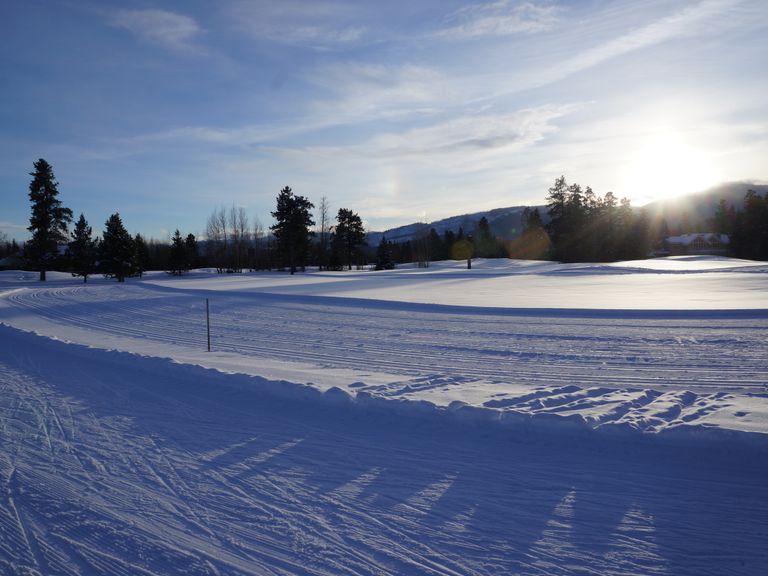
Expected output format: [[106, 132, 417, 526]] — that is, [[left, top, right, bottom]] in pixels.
[[366, 205, 534, 244], [1, 257, 767, 575]]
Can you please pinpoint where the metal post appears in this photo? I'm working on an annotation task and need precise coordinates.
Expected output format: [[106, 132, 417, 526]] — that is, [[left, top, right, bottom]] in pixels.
[[467, 234, 473, 269], [206, 298, 211, 352]]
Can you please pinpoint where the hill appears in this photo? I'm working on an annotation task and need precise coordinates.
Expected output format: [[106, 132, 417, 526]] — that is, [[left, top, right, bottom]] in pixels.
[[367, 181, 767, 244], [643, 181, 768, 230], [367, 205, 542, 245]]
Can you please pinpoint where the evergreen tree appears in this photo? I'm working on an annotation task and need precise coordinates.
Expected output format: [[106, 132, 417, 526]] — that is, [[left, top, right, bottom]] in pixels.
[[333, 208, 366, 270], [474, 216, 500, 258], [134, 234, 150, 277], [523, 207, 543, 230], [375, 236, 395, 270], [185, 233, 199, 269], [427, 228, 444, 262], [270, 186, 315, 274], [731, 190, 768, 260], [711, 199, 731, 234], [168, 229, 187, 276], [67, 213, 97, 283], [546, 175, 647, 262], [507, 207, 550, 260], [100, 213, 136, 282], [26, 159, 73, 281], [443, 229, 456, 257]]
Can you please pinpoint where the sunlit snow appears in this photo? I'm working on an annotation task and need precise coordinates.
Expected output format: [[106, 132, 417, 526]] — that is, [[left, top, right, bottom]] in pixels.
[[1, 257, 766, 575]]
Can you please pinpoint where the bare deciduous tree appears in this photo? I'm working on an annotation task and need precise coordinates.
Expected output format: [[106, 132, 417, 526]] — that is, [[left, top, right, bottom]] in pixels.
[[228, 205, 249, 272], [316, 196, 331, 270], [206, 207, 228, 273], [252, 216, 265, 270]]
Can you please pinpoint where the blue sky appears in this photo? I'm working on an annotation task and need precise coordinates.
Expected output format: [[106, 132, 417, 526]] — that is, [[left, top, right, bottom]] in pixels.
[[1, 0, 766, 241]]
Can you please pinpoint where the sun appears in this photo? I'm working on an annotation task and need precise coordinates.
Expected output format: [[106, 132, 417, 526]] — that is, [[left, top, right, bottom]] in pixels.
[[620, 129, 720, 205]]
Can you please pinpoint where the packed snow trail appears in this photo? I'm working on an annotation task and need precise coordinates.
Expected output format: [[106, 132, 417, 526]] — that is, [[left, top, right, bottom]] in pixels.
[[2, 276, 766, 437], [3, 281, 767, 394], [1, 326, 767, 575]]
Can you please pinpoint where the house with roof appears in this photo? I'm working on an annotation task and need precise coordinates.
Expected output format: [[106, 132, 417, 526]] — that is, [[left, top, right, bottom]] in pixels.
[[664, 233, 730, 256]]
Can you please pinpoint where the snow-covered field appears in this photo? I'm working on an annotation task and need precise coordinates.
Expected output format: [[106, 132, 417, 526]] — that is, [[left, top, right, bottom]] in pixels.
[[1, 256, 767, 575]]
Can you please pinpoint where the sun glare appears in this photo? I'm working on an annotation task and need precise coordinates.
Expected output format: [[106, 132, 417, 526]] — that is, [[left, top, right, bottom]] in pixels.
[[620, 129, 720, 205]]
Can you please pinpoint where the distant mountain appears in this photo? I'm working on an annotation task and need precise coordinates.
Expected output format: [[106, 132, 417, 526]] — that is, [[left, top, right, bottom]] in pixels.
[[367, 205, 544, 245], [367, 181, 767, 244], [642, 181, 768, 228]]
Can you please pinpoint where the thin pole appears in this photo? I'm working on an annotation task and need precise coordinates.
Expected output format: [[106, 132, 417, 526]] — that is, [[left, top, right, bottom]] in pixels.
[[206, 298, 211, 352]]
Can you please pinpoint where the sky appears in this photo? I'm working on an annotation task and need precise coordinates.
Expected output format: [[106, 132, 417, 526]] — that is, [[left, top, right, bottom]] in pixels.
[[1, 0, 767, 241]]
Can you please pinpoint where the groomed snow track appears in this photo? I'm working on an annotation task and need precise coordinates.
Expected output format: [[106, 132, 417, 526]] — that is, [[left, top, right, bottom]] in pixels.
[[1, 266, 767, 575], [1, 326, 767, 576]]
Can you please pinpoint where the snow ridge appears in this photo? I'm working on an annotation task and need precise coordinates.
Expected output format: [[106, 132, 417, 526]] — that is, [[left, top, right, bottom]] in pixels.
[[3, 325, 766, 446]]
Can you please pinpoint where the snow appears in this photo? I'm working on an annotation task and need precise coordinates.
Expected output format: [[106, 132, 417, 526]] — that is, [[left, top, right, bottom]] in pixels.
[[1, 257, 767, 575], [139, 256, 768, 310]]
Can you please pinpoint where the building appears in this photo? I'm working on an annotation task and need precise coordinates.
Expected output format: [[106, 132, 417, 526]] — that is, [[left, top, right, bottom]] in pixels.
[[664, 233, 730, 256]]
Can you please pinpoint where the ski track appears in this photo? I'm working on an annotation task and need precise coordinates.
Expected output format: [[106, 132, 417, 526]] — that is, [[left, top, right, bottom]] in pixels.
[[1, 276, 768, 574], [5, 282, 767, 391], [2, 282, 767, 435], [0, 337, 766, 576]]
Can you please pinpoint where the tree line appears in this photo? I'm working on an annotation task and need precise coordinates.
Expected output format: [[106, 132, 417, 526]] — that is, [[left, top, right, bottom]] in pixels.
[[710, 190, 768, 260], [203, 187, 367, 275], [18, 159, 372, 280], [12, 160, 768, 281], [543, 175, 651, 262], [21, 159, 201, 282]]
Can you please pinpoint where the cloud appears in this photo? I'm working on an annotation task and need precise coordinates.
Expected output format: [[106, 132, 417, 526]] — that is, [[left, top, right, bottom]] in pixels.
[[476, 0, 746, 101], [0, 221, 29, 239], [554, 0, 739, 77], [437, 0, 560, 39], [227, 0, 367, 49], [307, 63, 454, 124], [364, 105, 574, 158], [254, 104, 576, 177], [110, 9, 204, 54]]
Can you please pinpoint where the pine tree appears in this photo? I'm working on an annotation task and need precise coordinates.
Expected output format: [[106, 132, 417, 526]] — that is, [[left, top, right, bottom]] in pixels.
[[26, 159, 73, 281], [270, 186, 315, 274], [375, 236, 395, 270], [168, 229, 187, 276], [185, 233, 199, 270], [731, 190, 768, 260], [474, 216, 499, 258], [545, 176, 646, 262], [508, 207, 550, 260], [134, 234, 150, 276], [67, 213, 97, 283], [333, 208, 366, 270], [427, 228, 444, 262], [100, 213, 136, 282]]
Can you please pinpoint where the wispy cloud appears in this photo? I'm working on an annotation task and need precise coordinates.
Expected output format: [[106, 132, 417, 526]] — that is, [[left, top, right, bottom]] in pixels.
[[227, 0, 367, 49], [110, 9, 204, 54], [364, 105, 575, 158], [0, 221, 28, 237], [556, 0, 739, 77], [477, 0, 746, 100], [307, 63, 454, 124], [437, 0, 560, 39]]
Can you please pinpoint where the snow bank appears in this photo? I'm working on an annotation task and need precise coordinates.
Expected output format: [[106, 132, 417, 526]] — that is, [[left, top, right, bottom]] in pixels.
[[3, 324, 765, 449]]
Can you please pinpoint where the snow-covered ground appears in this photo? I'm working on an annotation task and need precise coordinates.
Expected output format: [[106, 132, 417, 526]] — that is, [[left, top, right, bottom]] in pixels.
[[1, 257, 767, 575]]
